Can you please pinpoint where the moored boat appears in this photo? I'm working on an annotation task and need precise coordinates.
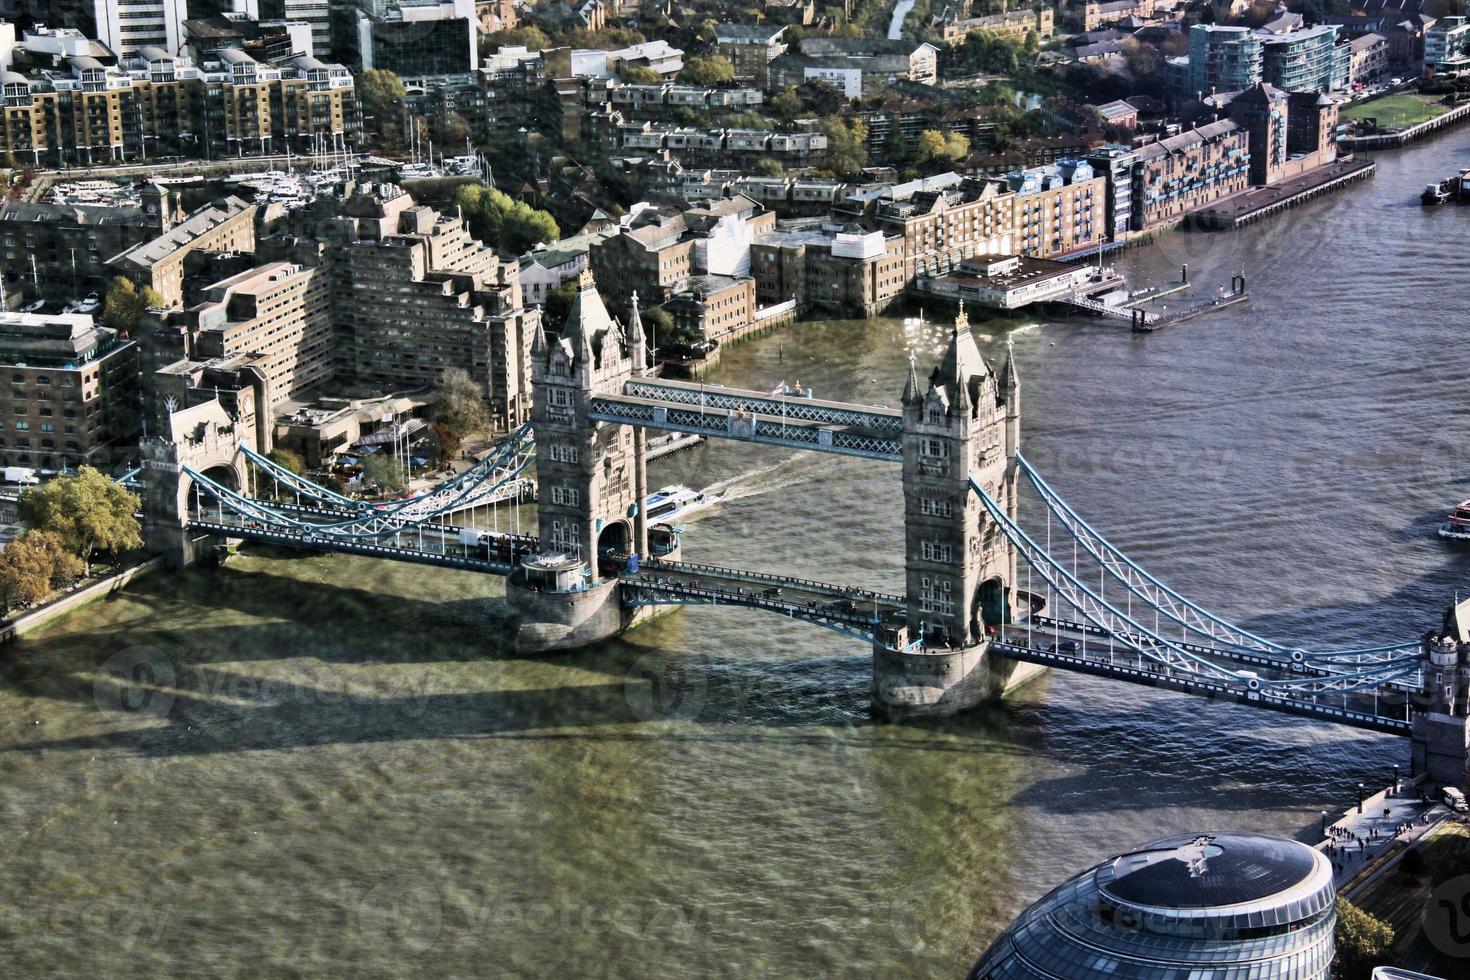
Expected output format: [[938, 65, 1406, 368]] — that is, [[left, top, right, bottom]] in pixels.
[[1439, 498, 1470, 540]]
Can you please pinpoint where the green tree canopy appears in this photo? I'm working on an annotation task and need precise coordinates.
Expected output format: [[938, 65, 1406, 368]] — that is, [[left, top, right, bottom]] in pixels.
[[432, 367, 490, 438], [1333, 898, 1393, 980], [18, 467, 141, 572], [101, 276, 164, 334], [680, 55, 735, 86], [819, 117, 869, 177], [620, 65, 662, 84], [452, 184, 560, 254], [356, 69, 407, 149], [267, 448, 304, 475], [361, 454, 406, 495]]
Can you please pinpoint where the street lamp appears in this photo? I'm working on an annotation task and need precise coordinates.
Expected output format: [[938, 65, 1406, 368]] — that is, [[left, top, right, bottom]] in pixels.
[[1357, 782, 1366, 814], [1392, 764, 1401, 796], [1320, 810, 1329, 836]]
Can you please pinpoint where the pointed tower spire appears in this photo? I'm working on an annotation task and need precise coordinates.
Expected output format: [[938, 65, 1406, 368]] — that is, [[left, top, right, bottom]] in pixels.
[[1001, 336, 1019, 393], [627, 290, 646, 372], [901, 349, 921, 405], [530, 306, 548, 357], [954, 299, 968, 334]]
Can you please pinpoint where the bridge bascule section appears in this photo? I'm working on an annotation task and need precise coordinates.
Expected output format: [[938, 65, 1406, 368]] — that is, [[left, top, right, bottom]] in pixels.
[[140, 272, 1470, 787]]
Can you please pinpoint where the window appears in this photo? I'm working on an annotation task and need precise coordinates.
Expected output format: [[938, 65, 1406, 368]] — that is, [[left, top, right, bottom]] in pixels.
[[921, 541, 952, 563], [548, 388, 573, 408], [920, 438, 948, 458], [547, 443, 579, 463], [920, 497, 952, 518], [550, 486, 580, 506]]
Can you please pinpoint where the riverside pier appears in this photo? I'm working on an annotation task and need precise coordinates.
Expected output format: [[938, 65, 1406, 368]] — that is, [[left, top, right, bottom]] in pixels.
[[1190, 158, 1376, 229]]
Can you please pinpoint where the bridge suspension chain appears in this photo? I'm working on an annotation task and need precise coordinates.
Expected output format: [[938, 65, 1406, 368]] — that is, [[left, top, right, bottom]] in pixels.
[[969, 477, 1422, 695], [1015, 453, 1421, 663]]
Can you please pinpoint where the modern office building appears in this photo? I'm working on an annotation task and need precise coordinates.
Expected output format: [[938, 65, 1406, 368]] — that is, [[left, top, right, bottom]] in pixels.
[[0, 312, 139, 472], [1184, 25, 1263, 97], [334, 0, 480, 77], [1262, 24, 1349, 93], [94, 0, 191, 57], [968, 833, 1337, 979]]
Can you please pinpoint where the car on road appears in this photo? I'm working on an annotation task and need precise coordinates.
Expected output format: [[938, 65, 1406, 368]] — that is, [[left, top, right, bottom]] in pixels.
[[761, 586, 782, 599], [827, 598, 858, 614]]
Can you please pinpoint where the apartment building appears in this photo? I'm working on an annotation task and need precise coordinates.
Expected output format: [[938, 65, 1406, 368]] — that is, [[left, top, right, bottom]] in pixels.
[[107, 196, 258, 308], [1004, 159, 1105, 259], [1130, 120, 1250, 229], [664, 274, 757, 343], [932, 7, 1055, 45], [750, 227, 907, 317], [1426, 17, 1470, 72], [837, 173, 1016, 281], [0, 312, 138, 472], [0, 45, 360, 165], [713, 24, 788, 80]]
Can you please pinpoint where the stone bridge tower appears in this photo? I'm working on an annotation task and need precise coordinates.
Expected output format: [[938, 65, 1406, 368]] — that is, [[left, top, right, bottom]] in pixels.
[[507, 270, 662, 652], [874, 305, 1040, 718], [141, 367, 270, 567]]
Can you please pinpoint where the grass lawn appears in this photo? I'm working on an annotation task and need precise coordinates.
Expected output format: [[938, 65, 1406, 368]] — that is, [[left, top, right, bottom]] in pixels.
[[1341, 93, 1450, 130]]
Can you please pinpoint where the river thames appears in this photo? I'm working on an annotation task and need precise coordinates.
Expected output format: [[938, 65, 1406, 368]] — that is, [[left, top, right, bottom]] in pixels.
[[2, 130, 1469, 977]]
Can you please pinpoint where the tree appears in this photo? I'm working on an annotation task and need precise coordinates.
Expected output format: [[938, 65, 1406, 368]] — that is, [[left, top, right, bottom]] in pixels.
[[680, 55, 735, 86], [916, 130, 970, 163], [101, 276, 164, 334], [620, 65, 662, 84], [819, 117, 869, 177], [1333, 898, 1393, 980], [453, 184, 560, 254], [544, 278, 579, 327], [751, 157, 785, 177], [356, 68, 407, 149], [431, 367, 490, 438], [0, 530, 85, 609], [267, 448, 304, 475], [19, 467, 142, 573], [642, 307, 673, 352], [361, 454, 406, 495]]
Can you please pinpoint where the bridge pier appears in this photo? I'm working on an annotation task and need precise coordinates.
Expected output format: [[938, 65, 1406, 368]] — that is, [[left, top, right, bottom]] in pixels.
[[1411, 712, 1470, 789], [872, 640, 1046, 720]]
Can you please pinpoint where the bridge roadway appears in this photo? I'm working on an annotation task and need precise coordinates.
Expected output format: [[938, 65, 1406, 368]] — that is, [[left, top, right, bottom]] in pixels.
[[187, 510, 906, 641], [588, 379, 904, 462], [991, 620, 1416, 735]]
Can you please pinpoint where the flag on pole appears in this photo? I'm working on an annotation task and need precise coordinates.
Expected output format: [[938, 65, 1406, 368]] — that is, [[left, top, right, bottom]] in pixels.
[[769, 381, 787, 398]]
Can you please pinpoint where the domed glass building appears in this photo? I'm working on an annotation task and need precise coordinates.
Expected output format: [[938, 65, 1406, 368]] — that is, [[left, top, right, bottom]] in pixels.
[[969, 832, 1337, 979]]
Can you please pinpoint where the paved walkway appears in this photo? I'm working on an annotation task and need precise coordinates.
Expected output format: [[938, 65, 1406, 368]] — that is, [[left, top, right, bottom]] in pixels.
[[1318, 782, 1451, 894]]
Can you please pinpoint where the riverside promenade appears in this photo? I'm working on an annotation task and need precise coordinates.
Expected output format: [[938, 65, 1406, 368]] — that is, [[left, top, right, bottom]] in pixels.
[[1190, 157, 1377, 230], [1316, 777, 1453, 893]]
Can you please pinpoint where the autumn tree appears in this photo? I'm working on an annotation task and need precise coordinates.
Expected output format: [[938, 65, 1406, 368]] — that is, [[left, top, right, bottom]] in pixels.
[[19, 467, 142, 572], [432, 367, 490, 438], [819, 116, 869, 177], [0, 530, 84, 609], [101, 276, 165, 334], [362, 454, 406, 495]]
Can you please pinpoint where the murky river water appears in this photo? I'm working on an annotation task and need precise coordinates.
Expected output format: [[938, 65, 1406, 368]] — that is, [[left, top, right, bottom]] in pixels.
[[3, 132, 1469, 978]]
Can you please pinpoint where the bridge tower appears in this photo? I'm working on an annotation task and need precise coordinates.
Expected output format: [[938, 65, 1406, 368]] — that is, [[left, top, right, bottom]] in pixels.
[[873, 306, 1042, 718], [507, 270, 663, 652], [1411, 601, 1470, 790]]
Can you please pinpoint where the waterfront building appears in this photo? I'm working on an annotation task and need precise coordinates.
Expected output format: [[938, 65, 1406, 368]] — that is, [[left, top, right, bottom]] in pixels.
[[713, 24, 788, 81], [0, 45, 360, 165], [663, 274, 757, 344], [1129, 119, 1250, 229], [1003, 159, 1104, 259], [1183, 25, 1264, 97], [836, 173, 1014, 282], [1425, 17, 1470, 73], [1085, 145, 1138, 240], [0, 312, 138, 472], [1262, 24, 1350, 93], [749, 227, 906, 317], [1228, 82, 1289, 186], [968, 832, 1337, 979]]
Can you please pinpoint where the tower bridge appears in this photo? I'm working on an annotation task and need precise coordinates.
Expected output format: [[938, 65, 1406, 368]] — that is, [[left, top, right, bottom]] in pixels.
[[138, 270, 1470, 790]]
